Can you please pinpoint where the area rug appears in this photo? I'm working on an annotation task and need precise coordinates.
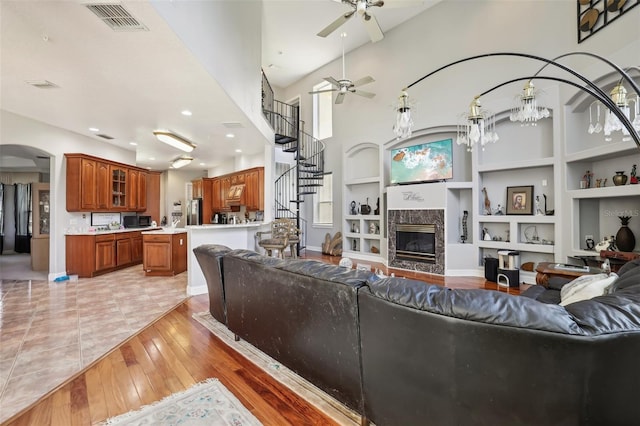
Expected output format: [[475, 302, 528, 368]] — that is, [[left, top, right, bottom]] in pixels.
[[102, 378, 261, 425], [192, 311, 360, 426]]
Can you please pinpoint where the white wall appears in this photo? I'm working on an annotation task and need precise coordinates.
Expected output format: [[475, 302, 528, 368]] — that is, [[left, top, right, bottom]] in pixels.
[[281, 0, 640, 250], [0, 110, 137, 278], [151, 0, 274, 144]]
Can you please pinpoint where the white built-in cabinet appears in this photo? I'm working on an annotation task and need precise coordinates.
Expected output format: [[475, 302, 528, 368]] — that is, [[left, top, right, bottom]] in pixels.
[[342, 143, 385, 262], [563, 73, 640, 259]]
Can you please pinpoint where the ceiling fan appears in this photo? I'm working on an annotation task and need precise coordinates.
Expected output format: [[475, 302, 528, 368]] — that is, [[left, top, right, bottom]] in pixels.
[[308, 34, 375, 105], [317, 0, 422, 43]]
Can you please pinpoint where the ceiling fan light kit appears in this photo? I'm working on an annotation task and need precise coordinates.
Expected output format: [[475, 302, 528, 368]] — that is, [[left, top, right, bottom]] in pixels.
[[153, 130, 196, 152], [308, 32, 376, 104]]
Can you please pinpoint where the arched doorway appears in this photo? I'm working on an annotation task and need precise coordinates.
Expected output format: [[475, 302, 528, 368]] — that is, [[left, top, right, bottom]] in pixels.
[[0, 144, 52, 280]]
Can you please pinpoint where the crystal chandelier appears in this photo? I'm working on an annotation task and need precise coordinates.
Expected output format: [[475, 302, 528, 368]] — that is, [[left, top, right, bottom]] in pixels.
[[393, 90, 413, 139], [602, 81, 640, 142], [509, 80, 550, 125], [456, 96, 499, 151]]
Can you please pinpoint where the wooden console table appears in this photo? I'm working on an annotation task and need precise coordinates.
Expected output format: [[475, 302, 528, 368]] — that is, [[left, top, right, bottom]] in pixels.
[[535, 262, 602, 287]]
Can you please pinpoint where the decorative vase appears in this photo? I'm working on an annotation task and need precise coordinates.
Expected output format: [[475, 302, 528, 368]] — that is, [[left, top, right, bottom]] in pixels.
[[612, 171, 628, 186], [616, 216, 636, 252]]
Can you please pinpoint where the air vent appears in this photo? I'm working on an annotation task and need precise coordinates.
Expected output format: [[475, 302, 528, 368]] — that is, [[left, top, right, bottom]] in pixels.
[[25, 80, 59, 89], [222, 122, 244, 128], [97, 134, 114, 140], [85, 3, 148, 31]]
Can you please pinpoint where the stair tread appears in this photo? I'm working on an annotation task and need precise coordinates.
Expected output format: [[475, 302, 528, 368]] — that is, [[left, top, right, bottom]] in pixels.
[[298, 191, 317, 195]]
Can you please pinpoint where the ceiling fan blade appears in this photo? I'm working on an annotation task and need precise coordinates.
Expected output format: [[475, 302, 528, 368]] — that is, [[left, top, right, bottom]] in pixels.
[[308, 88, 337, 95], [380, 0, 424, 8], [363, 13, 384, 42], [324, 76, 341, 87], [352, 76, 375, 87], [352, 90, 376, 98], [335, 92, 346, 104], [317, 11, 355, 38]]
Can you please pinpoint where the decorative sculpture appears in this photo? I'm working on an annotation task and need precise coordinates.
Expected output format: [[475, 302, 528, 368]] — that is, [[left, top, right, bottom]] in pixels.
[[482, 187, 491, 215], [461, 210, 468, 243]]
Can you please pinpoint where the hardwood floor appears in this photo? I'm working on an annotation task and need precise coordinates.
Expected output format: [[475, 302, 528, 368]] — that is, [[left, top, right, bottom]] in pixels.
[[4, 250, 526, 425]]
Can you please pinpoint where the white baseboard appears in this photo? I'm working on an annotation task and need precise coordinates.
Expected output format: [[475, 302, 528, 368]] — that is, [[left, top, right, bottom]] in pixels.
[[188, 284, 208, 296]]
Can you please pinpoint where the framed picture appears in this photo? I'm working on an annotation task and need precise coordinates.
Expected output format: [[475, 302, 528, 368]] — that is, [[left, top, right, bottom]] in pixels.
[[506, 186, 534, 215]]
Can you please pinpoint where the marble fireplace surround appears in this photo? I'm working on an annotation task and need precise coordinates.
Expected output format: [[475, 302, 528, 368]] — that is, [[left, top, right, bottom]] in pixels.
[[388, 209, 445, 275]]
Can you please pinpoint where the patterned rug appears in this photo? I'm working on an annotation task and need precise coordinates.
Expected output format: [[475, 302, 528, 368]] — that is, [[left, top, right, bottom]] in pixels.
[[192, 311, 361, 426], [102, 378, 261, 425]]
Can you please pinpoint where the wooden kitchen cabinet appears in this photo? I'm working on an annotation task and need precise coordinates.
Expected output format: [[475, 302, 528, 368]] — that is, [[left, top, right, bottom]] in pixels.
[[244, 167, 264, 211], [211, 177, 222, 212], [142, 232, 187, 276], [96, 161, 110, 209], [65, 154, 154, 213], [131, 232, 143, 263], [66, 230, 150, 277], [192, 179, 203, 199], [115, 233, 132, 266], [110, 165, 127, 209], [95, 234, 116, 272]]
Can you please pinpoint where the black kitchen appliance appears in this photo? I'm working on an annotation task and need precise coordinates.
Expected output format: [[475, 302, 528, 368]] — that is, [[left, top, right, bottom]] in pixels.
[[123, 215, 152, 228]]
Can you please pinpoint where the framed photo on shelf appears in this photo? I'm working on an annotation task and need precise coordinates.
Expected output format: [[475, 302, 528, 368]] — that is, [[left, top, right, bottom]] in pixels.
[[506, 185, 534, 215]]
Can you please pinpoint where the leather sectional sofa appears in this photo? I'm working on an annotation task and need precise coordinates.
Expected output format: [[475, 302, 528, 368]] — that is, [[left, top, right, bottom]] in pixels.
[[194, 245, 640, 426]]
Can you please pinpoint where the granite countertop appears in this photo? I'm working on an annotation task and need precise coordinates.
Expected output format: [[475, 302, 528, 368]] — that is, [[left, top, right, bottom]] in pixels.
[[186, 222, 265, 230], [65, 226, 161, 236], [141, 228, 188, 235]]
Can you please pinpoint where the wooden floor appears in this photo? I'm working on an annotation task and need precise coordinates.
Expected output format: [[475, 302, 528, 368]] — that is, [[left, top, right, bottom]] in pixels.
[[4, 251, 522, 425]]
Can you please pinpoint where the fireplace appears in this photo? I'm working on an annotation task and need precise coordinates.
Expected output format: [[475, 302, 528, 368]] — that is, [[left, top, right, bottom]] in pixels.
[[388, 209, 444, 275], [396, 224, 436, 263]]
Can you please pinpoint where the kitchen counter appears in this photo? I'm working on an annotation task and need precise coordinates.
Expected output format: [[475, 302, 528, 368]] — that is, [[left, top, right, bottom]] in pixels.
[[142, 228, 187, 235], [186, 222, 268, 295], [65, 226, 160, 236]]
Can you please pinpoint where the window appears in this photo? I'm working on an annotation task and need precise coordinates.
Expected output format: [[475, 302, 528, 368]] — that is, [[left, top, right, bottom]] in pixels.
[[312, 81, 333, 140], [313, 174, 333, 225]]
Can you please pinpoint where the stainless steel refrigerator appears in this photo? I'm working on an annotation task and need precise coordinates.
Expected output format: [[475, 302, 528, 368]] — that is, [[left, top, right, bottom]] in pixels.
[[186, 198, 203, 225]]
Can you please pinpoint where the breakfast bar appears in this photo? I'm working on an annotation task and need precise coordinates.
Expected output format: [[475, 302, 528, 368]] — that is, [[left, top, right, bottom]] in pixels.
[[186, 222, 267, 295]]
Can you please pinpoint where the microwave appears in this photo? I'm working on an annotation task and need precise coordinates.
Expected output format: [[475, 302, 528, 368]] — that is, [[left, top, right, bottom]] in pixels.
[[123, 215, 152, 228]]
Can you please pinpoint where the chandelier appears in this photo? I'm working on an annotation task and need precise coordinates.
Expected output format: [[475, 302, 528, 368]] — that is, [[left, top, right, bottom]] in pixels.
[[393, 90, 413, 140], [603, 81, 640, 142], [456, 96, 499, 152], [394, 52, 640, 151], [509, 80, 550, 125]]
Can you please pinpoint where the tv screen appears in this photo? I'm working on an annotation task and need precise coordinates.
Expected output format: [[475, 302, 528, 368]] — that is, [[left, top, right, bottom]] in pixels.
[[390, 138, 453, 185]]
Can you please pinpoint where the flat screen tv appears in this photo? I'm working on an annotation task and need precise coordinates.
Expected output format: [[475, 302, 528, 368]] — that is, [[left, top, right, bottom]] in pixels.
[[390, 138, 453, 185]]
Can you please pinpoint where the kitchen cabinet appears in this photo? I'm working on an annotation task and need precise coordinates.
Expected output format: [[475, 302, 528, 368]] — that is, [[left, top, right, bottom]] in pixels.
[[211, 178, 223, 213], [220, 176, 232, 211], [127, 168, 138, 211], [132, 233, 143, 263], [142, 231, 187, 276], [65, 153, 154, 213], [243, 168, 264, 211], [31, 183, 50, 271], [66, 229, 150, 277], [192, 179, 203, 199], [95, 234, 116, 272], [115, 233, 132, 266], [110, 165, 127, 209], [96, 161, 110, 209]]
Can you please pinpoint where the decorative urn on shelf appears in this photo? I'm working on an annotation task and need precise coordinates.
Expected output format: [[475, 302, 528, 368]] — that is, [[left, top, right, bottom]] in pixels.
[[616, 216, 636, 253], [612, 171, 628, 186]]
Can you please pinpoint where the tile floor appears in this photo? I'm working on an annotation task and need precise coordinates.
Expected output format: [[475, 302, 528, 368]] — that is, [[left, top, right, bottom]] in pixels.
[[0, 257, 188, 423]]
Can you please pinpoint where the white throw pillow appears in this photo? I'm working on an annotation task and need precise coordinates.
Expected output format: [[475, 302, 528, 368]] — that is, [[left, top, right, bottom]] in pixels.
[[559, 273, 618, 306]]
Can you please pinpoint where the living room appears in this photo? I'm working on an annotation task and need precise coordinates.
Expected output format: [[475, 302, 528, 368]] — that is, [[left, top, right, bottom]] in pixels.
[[2, 0, 640, 424]]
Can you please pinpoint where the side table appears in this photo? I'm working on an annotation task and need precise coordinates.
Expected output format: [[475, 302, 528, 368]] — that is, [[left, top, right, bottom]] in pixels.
[[535, 262, 602, 287]]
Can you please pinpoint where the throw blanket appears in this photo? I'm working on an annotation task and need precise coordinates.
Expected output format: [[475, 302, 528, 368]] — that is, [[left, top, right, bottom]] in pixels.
[[560, 273, 618, 306]]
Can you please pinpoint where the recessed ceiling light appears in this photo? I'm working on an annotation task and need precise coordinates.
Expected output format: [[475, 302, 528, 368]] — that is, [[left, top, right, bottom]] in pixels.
[[89, 127, 99, 132], [235, 149, 242, 153], [129, 142, 138, 146], [149, 157, 155, 161], [199, 162, 205, 166], [181, 110, 192, 116], [226, 133, 235, 138]]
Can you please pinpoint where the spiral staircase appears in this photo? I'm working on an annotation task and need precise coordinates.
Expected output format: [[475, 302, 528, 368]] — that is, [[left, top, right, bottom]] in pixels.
[[262, 71, 330, 255]]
